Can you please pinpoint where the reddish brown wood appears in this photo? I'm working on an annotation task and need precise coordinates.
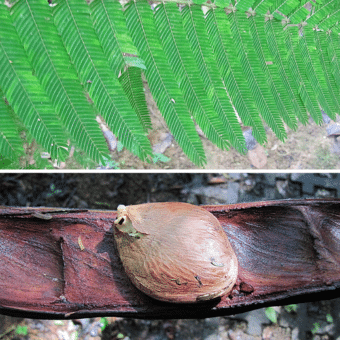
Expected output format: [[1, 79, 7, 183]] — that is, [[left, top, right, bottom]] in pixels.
[[0, 199, 340, 319]]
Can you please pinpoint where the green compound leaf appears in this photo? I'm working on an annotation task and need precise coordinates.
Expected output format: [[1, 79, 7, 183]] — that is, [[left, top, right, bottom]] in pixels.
[[125, 1, 206, 165], [154, 3, 246, 152], [205, 8, 266, 145], [0, 4, 68, 161], [229, 10, 287, 141], [0, 95, 24, 161], [11, 0, 109, 165], [53, 0, 152, 162], [0, 0, 340, 167]]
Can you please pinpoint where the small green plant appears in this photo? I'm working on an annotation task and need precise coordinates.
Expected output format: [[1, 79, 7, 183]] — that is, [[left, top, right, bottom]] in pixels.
[[311, 322, 321, 335], [152, 153, 171, 164], [48, 184, 62, 197], [326, 313, 333, 323], [100, 317, 109, 332], [101, 159, 121, 169], [284, 304, 298, 313], [265, 307, 278, 324], [15, 325, 28, 336]]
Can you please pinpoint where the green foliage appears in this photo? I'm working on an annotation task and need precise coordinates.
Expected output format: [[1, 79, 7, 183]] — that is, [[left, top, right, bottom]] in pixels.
[[100, 317, 109, 331], [229, 10, 287, 141], [205, 8, 265, 146], [53, 0, 152, 162], [0, 5, 69, 161], [11, 0, 110, 165], [0, 93, 23, 161], [153, 152, 171, 163], [311, 322, 321, 334], [0, 0, 339, 167], [126, 0, 206, 165], [284, 304, 298, 313], [326, 313, 333, 323], [15, 325, 28, 336], [265, 306, 278, 323]]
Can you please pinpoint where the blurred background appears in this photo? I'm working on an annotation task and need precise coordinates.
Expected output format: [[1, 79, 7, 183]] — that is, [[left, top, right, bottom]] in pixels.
[[0, 173, 339, 340]]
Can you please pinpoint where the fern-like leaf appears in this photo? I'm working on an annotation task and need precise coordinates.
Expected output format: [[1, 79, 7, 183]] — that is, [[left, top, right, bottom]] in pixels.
[[1, 0, 340, 168], [90, 0, 151, 132], [0, 5, 68, 161], [205, 8, 267, 144], [249, 14, 298, 130], [154, 3, 246, 152], [285, 25, 322, 123], [53, 0, 152, 161], [182, 5, 265, 146], [11, 0, 110, 165], [313, 30, 340, 115], [236, 0, 255, 11], [264, 18, 308, 124], [326, 31, 340, 89], [299, 26, 337, 119], [229, 10, 287, 141], [125, 0, 206, 165], [90, 0, 139, 76], [287, 0, 314, 24], [270, 0, 312, 22], [119, 66, 152, 132], [253, 0, 276, 15], [0, 96, 23, 161], [306, 0, 339, 30]]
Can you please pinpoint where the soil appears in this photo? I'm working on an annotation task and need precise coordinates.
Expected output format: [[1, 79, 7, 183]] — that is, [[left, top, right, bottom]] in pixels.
[[114, 120, 339, 170]]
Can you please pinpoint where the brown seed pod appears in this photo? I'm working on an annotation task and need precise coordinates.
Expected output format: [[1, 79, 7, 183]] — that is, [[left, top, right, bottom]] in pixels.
[[113, 202, 238, 303]]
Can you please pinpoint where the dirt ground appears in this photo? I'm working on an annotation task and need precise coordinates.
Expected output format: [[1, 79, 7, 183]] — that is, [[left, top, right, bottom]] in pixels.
[[114, 120, 339, 170]]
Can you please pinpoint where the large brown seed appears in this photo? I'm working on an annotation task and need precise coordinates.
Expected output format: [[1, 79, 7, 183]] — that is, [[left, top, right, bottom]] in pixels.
[[113, 202, 238, 303]]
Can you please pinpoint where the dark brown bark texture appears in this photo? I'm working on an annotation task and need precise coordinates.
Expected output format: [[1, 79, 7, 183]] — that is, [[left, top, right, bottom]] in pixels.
[[0, 199, 340, 319]]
